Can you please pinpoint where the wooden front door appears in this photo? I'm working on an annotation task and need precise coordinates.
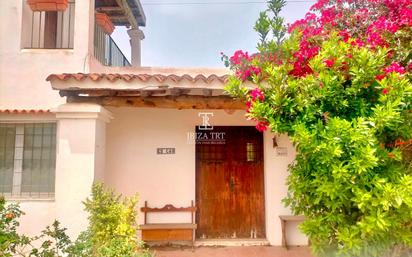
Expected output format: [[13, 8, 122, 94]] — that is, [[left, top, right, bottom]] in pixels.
[[195, 126, 265, 239]]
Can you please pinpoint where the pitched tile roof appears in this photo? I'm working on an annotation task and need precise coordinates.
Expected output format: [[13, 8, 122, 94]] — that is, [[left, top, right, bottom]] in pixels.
[[0, 109, 51, 114], [46, 73, 229, 84]]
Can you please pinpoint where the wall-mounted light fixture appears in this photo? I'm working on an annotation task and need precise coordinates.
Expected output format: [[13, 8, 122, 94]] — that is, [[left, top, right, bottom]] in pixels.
[[272, 135, 278, 148]]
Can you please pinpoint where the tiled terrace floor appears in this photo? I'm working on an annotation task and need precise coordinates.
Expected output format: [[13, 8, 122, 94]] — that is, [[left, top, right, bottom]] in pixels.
[[154, 246, 314, 257]]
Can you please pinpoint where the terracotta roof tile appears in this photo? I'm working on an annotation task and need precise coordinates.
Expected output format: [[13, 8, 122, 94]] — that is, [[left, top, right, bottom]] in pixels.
[[46, 73, 229, 84], [0, 109, 51, 114]]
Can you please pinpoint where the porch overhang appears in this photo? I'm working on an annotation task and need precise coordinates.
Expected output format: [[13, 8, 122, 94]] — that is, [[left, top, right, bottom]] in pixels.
[[95, 0, 146, 28], [46, 70, 248, 110]]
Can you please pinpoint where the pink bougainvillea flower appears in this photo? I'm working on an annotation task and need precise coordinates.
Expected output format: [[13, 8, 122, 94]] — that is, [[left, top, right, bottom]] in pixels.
[[237, 66, 261, 81], [320, 6, 338, 25], [230, 50, 250, 65], [323, 58, 335, 68], [407, 62, 412, 71], [246, 101, 252, 109], [399, 6, 412, 26], [246, 101, 252, 113], [369, 16, 399, 34], [255, 121, 269, 132], [310, 0, 329, 11], [375, 74, 386, 81], [250, 88, 265, 102], [384, 62, 405, 74], [351, 38, 365, 47], [366, 31, 387, 47], [338, 30, 350, 42]]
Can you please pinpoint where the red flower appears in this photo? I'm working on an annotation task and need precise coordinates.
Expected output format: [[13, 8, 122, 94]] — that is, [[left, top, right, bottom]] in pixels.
[[395, 140, 405, 147], [338, 30, 350, 42], [388, 153, 395, 159], [384, 62, 405, 74], [351, 38, 365, 47], [255, 121, 269, 132], [250, 88, 265, 102], [237, 66, 261, 81], [230, 50, 250, 65], [323, 58, 335, 68], [246, 101, 252, 113], [382, 88, 389, 95], [375, 74, 386, 81], [407, 62, 412, 71]]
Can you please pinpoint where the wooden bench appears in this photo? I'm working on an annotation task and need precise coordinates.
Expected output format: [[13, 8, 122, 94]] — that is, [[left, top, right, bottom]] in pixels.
[[279, 215, 306, 249], [140, 201, 197, 247]]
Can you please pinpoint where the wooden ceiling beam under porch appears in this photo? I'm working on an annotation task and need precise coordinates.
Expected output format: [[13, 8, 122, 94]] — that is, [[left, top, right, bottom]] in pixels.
[[47, 72, 249, 110]]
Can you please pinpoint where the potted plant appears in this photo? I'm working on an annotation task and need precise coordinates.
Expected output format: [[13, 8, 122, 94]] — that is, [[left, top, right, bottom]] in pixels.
[[27, 0, 68, 12], [95, 12, 115, 35]]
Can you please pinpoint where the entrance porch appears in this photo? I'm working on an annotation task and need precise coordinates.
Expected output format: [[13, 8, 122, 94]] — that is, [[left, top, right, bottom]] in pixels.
[[47, 70, 308, 246]]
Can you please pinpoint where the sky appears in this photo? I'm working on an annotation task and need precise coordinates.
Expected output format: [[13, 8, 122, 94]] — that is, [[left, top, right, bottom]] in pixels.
[[111, 0, 315, 68]]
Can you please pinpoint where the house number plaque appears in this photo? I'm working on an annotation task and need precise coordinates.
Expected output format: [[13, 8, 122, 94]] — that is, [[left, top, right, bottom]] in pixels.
[[157, 148, 175, 155]]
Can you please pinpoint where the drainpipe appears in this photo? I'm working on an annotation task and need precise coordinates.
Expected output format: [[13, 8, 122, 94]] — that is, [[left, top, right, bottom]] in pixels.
[[127, 28, 145, 67]]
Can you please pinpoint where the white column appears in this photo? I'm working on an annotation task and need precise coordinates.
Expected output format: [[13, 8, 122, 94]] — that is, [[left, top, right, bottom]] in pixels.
[[52, 103, 112, 239], [127, 28, 145, 67], [74, 0, 95, 58]]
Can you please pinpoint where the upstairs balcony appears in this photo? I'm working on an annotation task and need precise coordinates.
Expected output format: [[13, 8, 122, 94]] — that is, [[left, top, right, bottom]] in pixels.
[[94, 0, 146, 67], [21, 0, 146, 67], [94, 22, 130, 67]]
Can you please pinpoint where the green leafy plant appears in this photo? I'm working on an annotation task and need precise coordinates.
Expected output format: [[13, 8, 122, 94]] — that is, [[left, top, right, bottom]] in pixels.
[[225, 0, 412, 256], [79, 183, 153, 257], [0, 184, 155, 257], [27, 221, 72, 257], [0, 196, 24, 257], [66, 231, 93, 257]]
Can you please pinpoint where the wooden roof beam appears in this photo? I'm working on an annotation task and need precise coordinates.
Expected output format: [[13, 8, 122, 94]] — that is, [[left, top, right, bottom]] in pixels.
[[109, 15, 128, 20], [114, 0, 138, 28], [95, 6, 123, 12], [67, 95, 246, 110]]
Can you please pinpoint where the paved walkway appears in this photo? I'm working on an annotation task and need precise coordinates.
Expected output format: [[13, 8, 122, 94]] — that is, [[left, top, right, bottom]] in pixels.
[[153, 246, 314, 257]]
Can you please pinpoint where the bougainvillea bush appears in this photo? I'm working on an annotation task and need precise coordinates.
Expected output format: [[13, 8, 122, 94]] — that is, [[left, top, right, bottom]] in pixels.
[[225, 0, 412, 256]]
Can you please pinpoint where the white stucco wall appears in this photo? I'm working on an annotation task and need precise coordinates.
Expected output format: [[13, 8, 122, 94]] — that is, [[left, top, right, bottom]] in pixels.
[[0, 0, 95, 110], [0, 0, 96, 238], [0, 105, 110, 239], [105, 107, 308, 246]]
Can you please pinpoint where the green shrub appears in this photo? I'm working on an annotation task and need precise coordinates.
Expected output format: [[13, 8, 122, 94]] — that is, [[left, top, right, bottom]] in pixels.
[[1, 197, 72, 257], [27, 220, 72, 257], [0, 196, 24, 256], [0, 184, 155, 257], [70, 183, 153, 257]]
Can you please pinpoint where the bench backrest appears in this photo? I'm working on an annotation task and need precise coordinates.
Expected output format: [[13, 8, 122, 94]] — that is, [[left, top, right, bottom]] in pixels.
[[141, 200, 197, 224]]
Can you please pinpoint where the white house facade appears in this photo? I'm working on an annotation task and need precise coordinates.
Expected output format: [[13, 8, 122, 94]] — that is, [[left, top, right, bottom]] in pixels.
[[0, 0, 307, 246]]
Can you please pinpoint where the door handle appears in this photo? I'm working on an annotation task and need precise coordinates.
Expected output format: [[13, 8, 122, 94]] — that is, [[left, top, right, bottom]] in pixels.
[[229, 176, 235, 192]]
